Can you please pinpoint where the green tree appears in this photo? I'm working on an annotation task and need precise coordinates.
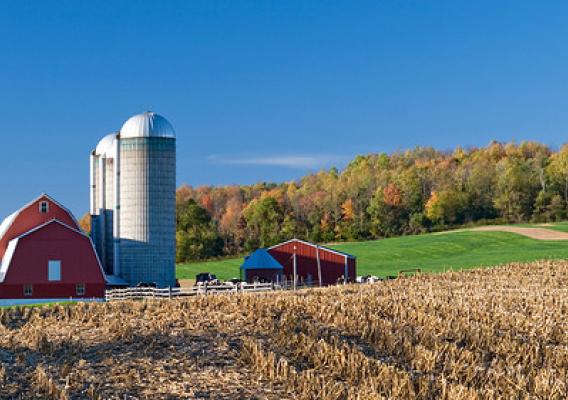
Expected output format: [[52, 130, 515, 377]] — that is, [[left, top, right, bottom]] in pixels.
[[548, 194, 567, 221], [494, 156, 540, 222], [242, 196, 284, 248], [547, 145, 568, 205], [425, 190, 466, 226], [176, 199, 224, 262]]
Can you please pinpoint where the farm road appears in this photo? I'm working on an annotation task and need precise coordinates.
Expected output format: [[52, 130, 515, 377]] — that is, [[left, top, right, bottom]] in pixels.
[[471, 225, 568, 240]]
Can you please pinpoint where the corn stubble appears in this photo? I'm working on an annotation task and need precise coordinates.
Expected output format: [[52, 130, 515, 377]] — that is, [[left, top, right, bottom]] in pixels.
[[0, 260, 567, 399]]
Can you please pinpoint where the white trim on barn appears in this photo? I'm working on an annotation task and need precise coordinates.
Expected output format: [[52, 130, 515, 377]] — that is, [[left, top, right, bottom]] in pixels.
[[0, 211, 18, 242], [0, 238, 19, 283]]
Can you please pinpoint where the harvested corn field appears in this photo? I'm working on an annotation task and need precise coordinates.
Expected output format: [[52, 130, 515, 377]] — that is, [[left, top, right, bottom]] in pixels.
[[1, 261, 568, 399]]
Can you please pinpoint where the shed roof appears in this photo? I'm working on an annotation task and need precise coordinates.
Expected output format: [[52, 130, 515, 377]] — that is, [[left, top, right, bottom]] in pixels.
[[269, 238, 356, 259], [105, 275, 129, 286], [240, 249, 284, 270]]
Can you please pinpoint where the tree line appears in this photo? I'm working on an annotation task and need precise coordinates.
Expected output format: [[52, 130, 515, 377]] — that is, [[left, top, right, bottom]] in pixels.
[[176, 141, 568, 263]]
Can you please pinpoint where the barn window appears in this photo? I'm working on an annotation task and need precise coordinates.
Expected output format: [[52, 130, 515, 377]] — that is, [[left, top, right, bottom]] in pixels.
[[39, 201, 49, 213], [76, 283, 85, 296], [23, 284, 33, 296], [48, 260, 61, 281]]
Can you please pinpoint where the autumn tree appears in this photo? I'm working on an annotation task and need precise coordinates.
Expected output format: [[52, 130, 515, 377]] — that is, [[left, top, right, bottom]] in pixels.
[[368, 183, 408, 237], [78, 213, 91, 234]]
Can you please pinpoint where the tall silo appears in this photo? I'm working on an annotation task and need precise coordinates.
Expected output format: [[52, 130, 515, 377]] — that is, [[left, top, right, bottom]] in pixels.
[[90, 112, 176, 287], [117, 111, 176, 287]]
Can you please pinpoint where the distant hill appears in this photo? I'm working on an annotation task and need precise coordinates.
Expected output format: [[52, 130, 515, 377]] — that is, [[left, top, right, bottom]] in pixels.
[[177, 225, 568, 280], [176, 141, 568, 263]]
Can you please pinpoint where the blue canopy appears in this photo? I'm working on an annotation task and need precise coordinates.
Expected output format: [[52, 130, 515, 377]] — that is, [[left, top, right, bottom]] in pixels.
[[240, 249, 284, 270]]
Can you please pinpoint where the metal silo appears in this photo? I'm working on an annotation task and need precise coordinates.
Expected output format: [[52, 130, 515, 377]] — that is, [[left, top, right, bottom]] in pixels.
[[116, 112, 176, 287], [90, 133, 118, 275], [90, 112, 176, 287]]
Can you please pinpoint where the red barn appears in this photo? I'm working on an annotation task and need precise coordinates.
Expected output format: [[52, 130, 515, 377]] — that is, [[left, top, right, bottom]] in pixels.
[[268, 239, 356, 286], [0, 194, 106, 303]]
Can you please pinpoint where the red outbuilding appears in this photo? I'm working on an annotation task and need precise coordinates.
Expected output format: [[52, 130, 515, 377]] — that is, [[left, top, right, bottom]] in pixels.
[[0, 194, 106, 302], [268, 239, 356, 286]]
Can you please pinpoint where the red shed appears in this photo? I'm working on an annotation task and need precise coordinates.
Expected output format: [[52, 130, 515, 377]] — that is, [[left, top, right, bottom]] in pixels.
[[0, 194, 106, 302], [268, 239, 356, 286]]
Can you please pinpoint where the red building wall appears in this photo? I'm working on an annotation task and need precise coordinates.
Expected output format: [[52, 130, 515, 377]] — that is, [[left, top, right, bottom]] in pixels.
[[0, 221, 105, 299], [0, 195, 79, 261], [268, 240, 356, 285]]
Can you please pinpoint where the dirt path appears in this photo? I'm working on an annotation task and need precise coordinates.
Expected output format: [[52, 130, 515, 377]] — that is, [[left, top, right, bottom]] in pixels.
[[471, 225, 568, 240]]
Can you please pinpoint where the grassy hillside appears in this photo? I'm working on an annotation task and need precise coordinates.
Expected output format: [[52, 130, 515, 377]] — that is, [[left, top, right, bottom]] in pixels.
[[177, 229, 568, 280]]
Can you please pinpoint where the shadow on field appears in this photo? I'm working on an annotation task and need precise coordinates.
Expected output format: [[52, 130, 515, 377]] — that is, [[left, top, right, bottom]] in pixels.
[[0, 327, 265, 399]]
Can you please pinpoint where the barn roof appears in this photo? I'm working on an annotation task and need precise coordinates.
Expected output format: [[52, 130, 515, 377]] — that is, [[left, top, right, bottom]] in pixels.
[[0, 211, 18, 241], [0, 193, 81, 243], [269, 238, 356, 259], [240, 249, 284, 270]]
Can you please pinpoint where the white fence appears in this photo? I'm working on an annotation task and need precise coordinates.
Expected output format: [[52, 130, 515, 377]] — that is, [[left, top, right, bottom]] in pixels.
[[105, 282, 275, 302]]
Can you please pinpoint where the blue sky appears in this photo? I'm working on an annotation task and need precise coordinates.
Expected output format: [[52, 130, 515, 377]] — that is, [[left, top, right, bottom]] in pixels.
[[1, 1, 568, 216]]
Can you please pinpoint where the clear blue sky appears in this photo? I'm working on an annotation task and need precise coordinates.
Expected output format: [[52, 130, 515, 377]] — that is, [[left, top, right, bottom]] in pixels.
[[1, 1, 568, 216]]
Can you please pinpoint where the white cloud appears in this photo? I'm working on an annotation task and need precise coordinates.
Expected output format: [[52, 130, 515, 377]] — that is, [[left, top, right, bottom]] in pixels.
[[208, 154, 345, 169]]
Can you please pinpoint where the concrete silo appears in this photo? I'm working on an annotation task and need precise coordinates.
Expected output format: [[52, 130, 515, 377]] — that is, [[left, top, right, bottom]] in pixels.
[[90, 112, 176, 287]]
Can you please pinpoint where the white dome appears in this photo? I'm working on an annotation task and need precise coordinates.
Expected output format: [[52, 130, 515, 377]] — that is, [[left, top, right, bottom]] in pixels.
[[120, 111, 175, 139], [95, 133, 118, 157]]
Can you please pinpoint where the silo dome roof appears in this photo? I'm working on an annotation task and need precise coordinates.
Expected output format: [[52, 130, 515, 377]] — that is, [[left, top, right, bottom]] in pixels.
[[95, 133, 118, 157], [120, 111, 175, 139]]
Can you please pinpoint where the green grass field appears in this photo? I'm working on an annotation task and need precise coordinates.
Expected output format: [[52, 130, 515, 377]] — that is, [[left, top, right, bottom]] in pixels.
[[177, 229, 568, 280], [177, 257, 244, 281]]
